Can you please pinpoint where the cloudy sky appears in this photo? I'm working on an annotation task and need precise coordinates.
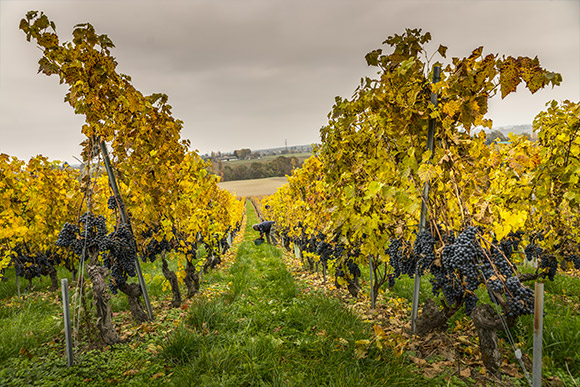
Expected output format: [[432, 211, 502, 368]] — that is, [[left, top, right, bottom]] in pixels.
[[1, 0, 578, 163]]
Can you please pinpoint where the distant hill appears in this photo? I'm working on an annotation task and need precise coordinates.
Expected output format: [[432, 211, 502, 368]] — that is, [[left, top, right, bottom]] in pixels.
[[493, 124, 533, 136]]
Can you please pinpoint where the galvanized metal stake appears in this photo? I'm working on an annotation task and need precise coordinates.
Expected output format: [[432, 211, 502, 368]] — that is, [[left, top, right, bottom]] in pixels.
[[369, 255, 375, 309], [99, 140, 154, 321], [533, 282, 544, 387], [61, 278, 73, 366], [411, 65, 441, 334]]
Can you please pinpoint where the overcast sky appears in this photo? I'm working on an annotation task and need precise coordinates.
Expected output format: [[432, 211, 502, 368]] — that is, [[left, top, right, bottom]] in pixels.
[[1, 0, 578, 163]]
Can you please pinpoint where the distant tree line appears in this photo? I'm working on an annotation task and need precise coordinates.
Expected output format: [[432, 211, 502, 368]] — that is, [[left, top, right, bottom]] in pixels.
[[213, 156, 302, 182], [485, 130, 533, 145]]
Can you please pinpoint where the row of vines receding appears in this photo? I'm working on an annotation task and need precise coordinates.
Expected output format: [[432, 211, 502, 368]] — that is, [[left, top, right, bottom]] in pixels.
[[262, 28, 579, 379], [1, 11, 244, 346]]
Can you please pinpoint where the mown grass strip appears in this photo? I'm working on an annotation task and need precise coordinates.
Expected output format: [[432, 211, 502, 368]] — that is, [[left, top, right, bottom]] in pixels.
[[164, 200, 425, 386]]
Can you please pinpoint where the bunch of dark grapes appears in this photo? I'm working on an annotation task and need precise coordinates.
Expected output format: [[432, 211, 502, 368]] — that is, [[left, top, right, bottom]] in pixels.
[[428, 227, 482, 314], [464, 293, 479, 315], [13, 246, 42, 281], [446, 227, 481, 292], [107, 196, 117, 210], [103, 224, 137, 294], [574, 255, 580, 270], [141, 227, 172, 262], [386, 238, 403, 279], [490, 240, 515, 278], [56, 223, 80, 252], [56, 212, 108, 256], [524, 233, 543, 261], [413, 229, 436, 276], [539, 254, 558, 281], [504, 276, 534, 316], [346, 259, 361, 278], [316, 239, 333, 267]]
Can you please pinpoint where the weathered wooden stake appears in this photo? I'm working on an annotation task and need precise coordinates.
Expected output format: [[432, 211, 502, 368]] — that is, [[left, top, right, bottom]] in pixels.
[[61, 278, 73, 366], [533, 282, 544, 387]]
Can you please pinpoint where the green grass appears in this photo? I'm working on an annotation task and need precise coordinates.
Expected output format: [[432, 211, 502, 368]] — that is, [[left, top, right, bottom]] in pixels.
[[3, 199, 579, 386], [163, 200, 426, 386], [510, 274, 580, 378]]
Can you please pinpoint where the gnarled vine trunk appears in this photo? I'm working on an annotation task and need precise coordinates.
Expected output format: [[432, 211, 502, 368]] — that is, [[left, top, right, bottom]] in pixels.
[[183, 259, 200, 298], [161, 253, 181, 308], [471, 303, 504, 378], [47, 266, 58, 291], [415, 298, 461, 336], [117, 281, 149, 323], [86, 252, 119, 345]]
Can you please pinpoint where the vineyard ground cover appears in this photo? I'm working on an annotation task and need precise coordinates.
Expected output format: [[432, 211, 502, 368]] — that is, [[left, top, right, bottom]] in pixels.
[[1, 200, 578, 386], [163, 200, 426, 386], [0, 236, 241, 385], [280, 250, 580, 386]]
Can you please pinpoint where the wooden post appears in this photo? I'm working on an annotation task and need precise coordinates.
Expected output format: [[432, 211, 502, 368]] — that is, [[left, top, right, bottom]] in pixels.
[[533, 282, 544, 387], [99, 140, 153, 321], [411, 65, 440, 334], [61, 278, 73, 366]]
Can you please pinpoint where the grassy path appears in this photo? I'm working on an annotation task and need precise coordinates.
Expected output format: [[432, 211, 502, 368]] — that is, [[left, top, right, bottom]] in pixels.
[[164, 200, 422, 386]]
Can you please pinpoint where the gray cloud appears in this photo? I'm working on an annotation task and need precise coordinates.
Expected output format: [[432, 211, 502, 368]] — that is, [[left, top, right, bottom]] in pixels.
[[1, 0, 578, 162]]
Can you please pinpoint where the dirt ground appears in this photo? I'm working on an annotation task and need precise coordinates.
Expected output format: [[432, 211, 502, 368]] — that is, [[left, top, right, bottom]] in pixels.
[[218, 176, 288, 197]]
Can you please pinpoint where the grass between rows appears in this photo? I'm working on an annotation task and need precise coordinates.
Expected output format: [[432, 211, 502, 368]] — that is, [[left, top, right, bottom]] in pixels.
[[163, 200, 427, 386], [1, 199, 578, 385]]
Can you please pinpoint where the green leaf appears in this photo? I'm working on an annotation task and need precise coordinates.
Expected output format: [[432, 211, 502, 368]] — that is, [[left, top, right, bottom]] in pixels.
[[365, 49, 382, 67]]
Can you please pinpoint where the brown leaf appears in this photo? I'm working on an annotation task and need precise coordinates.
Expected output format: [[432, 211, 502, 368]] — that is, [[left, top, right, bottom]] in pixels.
[[460, 367, 471, 378], [18, 347, 33, 359], [409, 356, 427, 366], [123, 369, 139, 377]]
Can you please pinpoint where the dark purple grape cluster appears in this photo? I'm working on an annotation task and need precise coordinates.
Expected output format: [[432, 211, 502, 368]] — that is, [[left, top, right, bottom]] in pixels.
[[504, 276, 534, 316], [539, 254, 558, 281], [316, 239, 333, 266], [107, 196, 117, 210], [56, 212, 108, 255], [413, 229, 436, 276], [56, 212, 142, 294], [103, 224, 137, 293], [464, 293, 479, 315], [390, 237, 417, 278], [386, 238, 403, 279], [346, 259, 361, 277], [442, 227, 482, 295], [141, 226, 172, 262]]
